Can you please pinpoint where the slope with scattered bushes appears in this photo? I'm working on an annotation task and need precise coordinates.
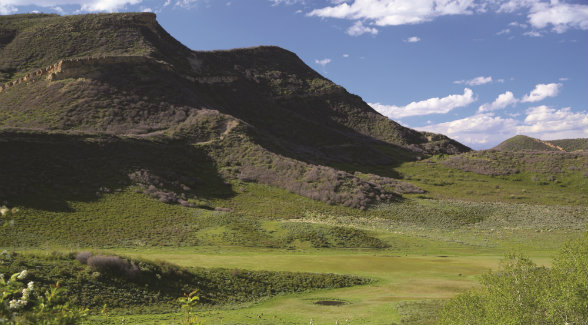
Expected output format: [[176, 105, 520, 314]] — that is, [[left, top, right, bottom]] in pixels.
[[0, 251, 369, 312]]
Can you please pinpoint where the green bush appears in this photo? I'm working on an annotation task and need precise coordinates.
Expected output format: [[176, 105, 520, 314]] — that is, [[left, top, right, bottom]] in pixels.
[[439, 231, 588, 325]]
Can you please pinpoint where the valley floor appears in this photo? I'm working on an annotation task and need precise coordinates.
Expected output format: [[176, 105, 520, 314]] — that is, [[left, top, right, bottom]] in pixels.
[[53, 227, 581, 324]]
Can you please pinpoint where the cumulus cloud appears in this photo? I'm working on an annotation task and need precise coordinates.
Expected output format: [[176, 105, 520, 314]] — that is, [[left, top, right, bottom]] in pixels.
[[517, 106, 588, 139], [528, 1, 588, 33], [454, 76, 493, 86], [346, 21, 378, 36], [418, 113, 518, 146], [302, 0, 588, 36], [521, 82, 562, 103], [308, 0, 478, 26], [370, 88, 476, 119], [478, 91, 518, 112], [418, 105, 588, 148], [405, 36, 421, 43], [499, 0, 588, 33], [0, 0, 141, 12]]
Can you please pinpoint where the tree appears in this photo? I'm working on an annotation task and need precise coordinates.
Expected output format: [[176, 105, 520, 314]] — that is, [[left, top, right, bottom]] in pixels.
[[439, 232, 588, 325]]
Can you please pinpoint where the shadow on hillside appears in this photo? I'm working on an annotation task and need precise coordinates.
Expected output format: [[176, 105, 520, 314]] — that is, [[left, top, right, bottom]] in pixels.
[[0, 131, 234, 211], [195, 80, 416, 179]]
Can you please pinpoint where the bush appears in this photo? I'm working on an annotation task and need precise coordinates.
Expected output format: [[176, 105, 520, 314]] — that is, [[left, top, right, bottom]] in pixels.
[[439, 232, 588, 325], [85, 254, 140, 280]]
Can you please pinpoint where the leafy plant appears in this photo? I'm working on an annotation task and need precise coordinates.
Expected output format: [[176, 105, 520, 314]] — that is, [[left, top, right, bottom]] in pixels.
[[438, 232, 588, 325], [178, 290, 203, 325]]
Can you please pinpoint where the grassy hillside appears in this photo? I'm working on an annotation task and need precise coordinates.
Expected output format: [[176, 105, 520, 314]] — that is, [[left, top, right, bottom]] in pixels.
[[492, 135, 561, 152], [492, 135, 587, 153], [0, 251, 367, 312], [549, 138, 588, 152], [0, 13, 192, 83], [1, 13, 586, 325], [0, 13, 473, 209]]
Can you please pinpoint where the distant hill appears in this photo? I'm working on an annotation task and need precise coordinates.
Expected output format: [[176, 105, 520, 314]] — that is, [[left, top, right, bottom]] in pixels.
[[0, 13, 469, 209], [549, 138, 588, 152], [493, 135, 562, 152], [493, 135, 587, 153]]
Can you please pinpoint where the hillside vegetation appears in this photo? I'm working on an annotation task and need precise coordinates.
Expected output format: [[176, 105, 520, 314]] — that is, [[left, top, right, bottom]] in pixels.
[[0, 251, 367, 312], [493, 134, 587, 152], [549, 138, 588, 152], [0, 13, 472, 209], [1, 12, 586, 325]]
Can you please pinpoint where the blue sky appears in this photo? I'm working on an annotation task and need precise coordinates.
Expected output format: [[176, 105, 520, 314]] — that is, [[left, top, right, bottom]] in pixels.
[[2, 0, 587, 149]]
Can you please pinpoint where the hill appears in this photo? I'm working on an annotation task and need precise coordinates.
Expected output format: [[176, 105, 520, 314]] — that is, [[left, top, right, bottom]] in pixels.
[[493, 135, 587, 152], [492, 135, 562, 152], [0, 13, 469, 209], [549, 138, 588, 152]]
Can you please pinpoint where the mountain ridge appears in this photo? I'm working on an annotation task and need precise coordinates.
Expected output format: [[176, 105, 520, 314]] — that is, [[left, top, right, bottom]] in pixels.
[[0, 12, 469, 208]]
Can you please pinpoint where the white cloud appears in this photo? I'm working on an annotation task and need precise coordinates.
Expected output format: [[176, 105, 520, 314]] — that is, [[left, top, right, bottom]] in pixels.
[[418, 113, 518, 146], [174, 0, 197, 9], [0, 3, 18, 13], [302, 0, 588, 36], [418, 105, 588, 148], [496, 28, 511, 35], [454, 76, 493, 86], [342, 53, 349, 58], [499, 0, 588, 33], [370, 88, 476, 119], [528, 2, 588, 33], [269, 0, 303, 5], [517, 106, 588, 139], [314, 58, 332, 67], [521, 82, 562, 103], [405, 36, 421, 43], [523, 30, 543, 37], [346, 21, 378, 36], [0, 0, 141, 12], [508, 21, 528, 28], [308, 0, 478, 27], [478, 91, 518, 112]]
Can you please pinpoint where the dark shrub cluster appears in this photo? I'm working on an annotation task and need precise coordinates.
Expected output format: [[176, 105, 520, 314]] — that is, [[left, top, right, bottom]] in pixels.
[[128, 169, 197, 207], [212, 137, 400, 209], [77, 252, 141, 280], [361, 173, 424, 194]]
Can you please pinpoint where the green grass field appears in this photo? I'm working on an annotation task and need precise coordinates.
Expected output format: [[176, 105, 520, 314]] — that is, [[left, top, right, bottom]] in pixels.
[[2, 157, 586, 325]]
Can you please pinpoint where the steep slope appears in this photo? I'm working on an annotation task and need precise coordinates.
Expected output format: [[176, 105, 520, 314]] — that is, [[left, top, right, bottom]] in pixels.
[[0, 13, 469, 208]]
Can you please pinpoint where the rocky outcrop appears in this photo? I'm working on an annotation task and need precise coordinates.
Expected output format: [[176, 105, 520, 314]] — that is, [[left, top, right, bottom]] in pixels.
[[0, 55, 172, 93]]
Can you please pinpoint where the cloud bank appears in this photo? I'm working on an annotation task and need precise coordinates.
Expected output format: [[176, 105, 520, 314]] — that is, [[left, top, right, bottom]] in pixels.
[[370, 88, 476, 119], [419, 106, 588, 148], [304, 0, 588, 36]]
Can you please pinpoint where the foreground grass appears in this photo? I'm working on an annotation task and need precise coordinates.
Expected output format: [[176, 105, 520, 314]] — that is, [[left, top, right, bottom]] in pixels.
[[88, 243, 556, 325], [2, 152, 585, 324]]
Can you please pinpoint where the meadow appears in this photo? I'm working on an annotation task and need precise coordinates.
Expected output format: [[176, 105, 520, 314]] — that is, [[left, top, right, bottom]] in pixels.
[[1, 156, 586, 324]]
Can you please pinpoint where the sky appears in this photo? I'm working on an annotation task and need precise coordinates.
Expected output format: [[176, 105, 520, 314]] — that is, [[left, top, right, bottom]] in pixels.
[[1, 0, 587, 149]]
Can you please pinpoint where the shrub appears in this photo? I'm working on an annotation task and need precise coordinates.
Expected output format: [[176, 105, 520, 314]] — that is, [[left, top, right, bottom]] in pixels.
[[439, 232, 588, 325], [85, 255, 140, 280], [74, 252, 91, 264]]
